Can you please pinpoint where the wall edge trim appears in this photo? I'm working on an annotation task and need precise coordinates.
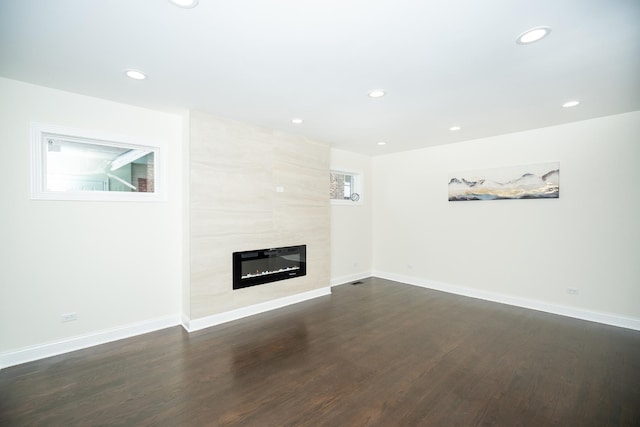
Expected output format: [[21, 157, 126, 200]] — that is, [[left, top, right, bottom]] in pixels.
[[372, 271, 640, 331], [330, 271, 373, 287], [0, 314, 181, 370], [184, 286, 332, 332]]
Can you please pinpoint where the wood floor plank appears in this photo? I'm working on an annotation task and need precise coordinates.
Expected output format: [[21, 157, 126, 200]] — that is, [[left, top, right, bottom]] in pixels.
[[1, 277, 639, 426]]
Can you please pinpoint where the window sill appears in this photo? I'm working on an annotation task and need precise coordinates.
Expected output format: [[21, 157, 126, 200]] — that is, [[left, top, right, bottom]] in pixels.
[[330, 199, 363, 206]]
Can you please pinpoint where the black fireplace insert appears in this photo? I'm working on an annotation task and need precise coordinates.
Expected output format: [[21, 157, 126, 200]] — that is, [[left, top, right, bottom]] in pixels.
[[233, 245, 306, 290]]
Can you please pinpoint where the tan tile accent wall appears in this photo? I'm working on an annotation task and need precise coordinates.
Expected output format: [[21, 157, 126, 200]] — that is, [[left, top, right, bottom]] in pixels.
[[189, 111, 330, 319]]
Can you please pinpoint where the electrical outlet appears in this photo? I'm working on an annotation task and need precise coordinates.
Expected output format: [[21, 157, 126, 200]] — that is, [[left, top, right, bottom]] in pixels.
[[566, 288, 579, 296], [61, 312, 78, 322]]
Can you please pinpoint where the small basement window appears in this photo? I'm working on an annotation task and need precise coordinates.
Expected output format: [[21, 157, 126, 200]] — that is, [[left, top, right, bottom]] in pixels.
[[330, 170, 362, 203], [30, 123, 163, 201]]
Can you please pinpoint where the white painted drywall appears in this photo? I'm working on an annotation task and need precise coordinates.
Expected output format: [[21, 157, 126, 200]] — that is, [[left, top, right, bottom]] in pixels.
[[0, 78, 183, 353], [372, 111, 640, 320], [330, 148, 373, 284]]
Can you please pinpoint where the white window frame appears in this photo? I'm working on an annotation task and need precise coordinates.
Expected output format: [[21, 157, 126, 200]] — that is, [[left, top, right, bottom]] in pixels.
[[30, 122, 165, 202], [330, 170, 363, 205]]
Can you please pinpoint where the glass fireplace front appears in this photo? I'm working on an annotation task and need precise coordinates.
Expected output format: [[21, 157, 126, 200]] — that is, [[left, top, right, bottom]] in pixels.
[[232, 245, 306, 290]]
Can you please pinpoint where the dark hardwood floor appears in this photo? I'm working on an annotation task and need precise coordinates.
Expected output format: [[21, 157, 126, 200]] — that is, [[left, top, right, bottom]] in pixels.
[[2, 277, 639, 426]]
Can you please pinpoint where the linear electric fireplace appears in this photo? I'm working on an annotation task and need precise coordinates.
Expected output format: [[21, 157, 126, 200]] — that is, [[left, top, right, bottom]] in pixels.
[[233, 245, 306, 290]]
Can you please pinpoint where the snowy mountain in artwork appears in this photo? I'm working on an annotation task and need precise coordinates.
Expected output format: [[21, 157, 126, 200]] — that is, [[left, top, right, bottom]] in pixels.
[[448, 164, 559, 201]]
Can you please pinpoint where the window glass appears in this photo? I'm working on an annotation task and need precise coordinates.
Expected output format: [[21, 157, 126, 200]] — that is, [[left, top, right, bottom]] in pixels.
[[330, 171, 361, 202], [31, 123, 162, 201], [46, 138, 155, 193]]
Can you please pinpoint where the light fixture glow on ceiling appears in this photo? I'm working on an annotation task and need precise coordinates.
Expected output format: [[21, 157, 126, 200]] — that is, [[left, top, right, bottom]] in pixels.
[[516, 26, 551, 44], [562, 100, 580, 108], [368, 90, 386, 98], [291, 118, 303, 124], [377, 141, 387, 146], [449, 126, 462, 131], [169, 0, 199, 8], [125, 70, 147, 80]]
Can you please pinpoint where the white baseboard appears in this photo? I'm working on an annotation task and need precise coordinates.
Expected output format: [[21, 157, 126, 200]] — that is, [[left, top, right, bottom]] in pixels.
[[184, 286, 332, 332], [0, 314, 181, 370], [6, 274, 635, 370], [330, 271, 372, 287], [372, 271, 640, 331], [181, 312, 191, 331], [1, 288, 332, 369]]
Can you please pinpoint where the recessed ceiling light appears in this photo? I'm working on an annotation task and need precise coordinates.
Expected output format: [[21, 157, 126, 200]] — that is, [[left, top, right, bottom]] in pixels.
[[125, 70, 147, 80], [169, 0, 199, 8], [377, 141, 387, 146], [291, 118, 303, 124], [449, 126, 462, 131], [516, 26, 551, 44], [368, 90, 386, 98], [562, 100, 580, 108]]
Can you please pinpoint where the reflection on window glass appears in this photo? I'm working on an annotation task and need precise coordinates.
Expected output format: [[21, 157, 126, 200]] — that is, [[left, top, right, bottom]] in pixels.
[[46, 138, 155, 193]]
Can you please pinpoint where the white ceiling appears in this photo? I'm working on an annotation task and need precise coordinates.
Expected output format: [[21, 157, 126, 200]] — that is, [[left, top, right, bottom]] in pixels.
[[1, 0, 639, 155]]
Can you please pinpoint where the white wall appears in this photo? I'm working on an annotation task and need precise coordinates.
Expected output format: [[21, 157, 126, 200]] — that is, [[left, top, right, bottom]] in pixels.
[[372, 112, 640, 324], [330, 148, 373, 285], [2, 74, 637, 366], [0, 78, 183, 357]]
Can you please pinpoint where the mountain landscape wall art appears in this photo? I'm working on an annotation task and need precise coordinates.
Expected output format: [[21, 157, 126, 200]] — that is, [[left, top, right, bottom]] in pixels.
[[448, 162, 559, 201]]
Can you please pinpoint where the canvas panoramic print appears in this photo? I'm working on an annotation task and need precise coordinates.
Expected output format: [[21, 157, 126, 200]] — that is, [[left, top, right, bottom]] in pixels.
[[448, 162, 559, 201]]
